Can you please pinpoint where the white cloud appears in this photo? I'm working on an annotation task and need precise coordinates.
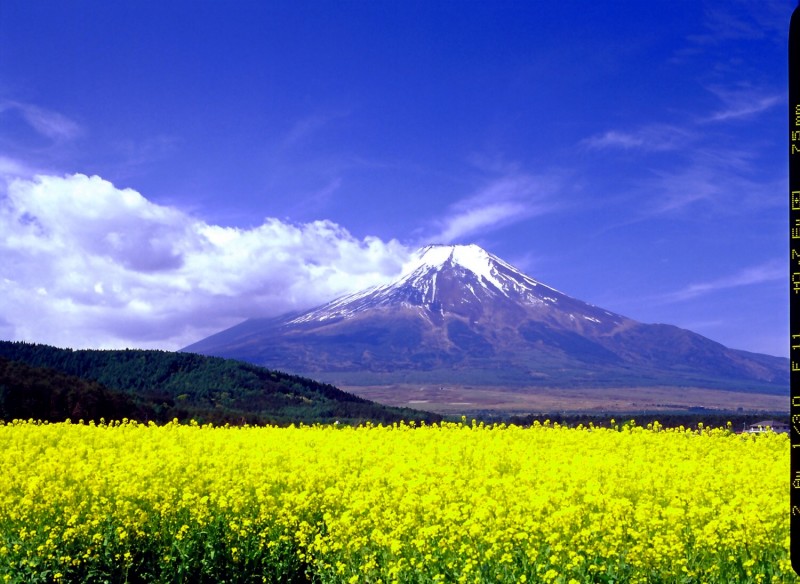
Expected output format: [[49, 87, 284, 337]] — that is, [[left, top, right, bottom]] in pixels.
[[429, 174, 558, 244], [645, 144, 782, 216], [660, 260, 783, 303], [0, 100, 82, 142], [0, 172, 411, 350], [582, 130, 645, 150], [581, 124, 692, 152], [703, 87, 782, 123], [0, 155, 41, 179], [282, 110, 350, 148], [435, 201, 528, 244], [693, 0, 786, 44]]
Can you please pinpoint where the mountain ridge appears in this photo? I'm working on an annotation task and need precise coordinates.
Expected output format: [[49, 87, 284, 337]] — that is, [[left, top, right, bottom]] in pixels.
[[184, 244, 788, 394]]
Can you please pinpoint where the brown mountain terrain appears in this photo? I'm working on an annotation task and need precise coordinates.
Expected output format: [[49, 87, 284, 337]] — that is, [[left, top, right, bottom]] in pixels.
[[184, 244, 787, 413]]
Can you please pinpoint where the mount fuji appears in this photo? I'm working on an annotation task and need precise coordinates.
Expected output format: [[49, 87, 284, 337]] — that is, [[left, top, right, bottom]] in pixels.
[[183, 244, 787, 394]]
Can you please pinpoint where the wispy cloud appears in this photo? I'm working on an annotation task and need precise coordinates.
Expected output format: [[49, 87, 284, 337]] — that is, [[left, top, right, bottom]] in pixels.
[[581, 124, 693, 152], [112, 135, 180, 169], [282, 110, 350, 148], [428, 174, 559, 244], [645, 143, 782, 216], [581, 131, 646, 150], [0, 100, 82, 142], [690, 0, 786, 45], [703, 88, 782, 123], [659, 259, 783, 303], [644, 155, 730, 214], [584, 85, 782, 218], [435, 201, 530, 244], [284, 177, 344, 218]]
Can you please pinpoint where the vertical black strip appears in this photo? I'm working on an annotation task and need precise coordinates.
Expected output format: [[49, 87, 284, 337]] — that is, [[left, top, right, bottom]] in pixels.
[[790, 2, 800, 575]]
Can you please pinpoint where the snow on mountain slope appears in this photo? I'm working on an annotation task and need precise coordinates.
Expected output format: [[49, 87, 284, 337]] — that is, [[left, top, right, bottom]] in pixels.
[[398, 243, 561, 299], [182, 243, 789, 391], [288, 244, 615, 326]]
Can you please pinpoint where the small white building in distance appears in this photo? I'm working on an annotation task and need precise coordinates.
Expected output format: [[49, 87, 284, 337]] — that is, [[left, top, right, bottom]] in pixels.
[[745, 420, 790, 434]]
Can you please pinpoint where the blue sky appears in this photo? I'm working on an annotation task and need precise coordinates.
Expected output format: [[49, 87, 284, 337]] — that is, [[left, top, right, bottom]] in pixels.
[[0, 0, 791, 356]]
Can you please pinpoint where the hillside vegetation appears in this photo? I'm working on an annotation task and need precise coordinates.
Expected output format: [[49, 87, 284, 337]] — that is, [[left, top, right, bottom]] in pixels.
[[0, 357, 147, 422], [0, 341, 440, 426]]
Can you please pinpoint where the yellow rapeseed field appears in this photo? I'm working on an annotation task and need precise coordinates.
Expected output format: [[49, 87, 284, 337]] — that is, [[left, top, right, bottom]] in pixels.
[[0, 418, 794, 583]]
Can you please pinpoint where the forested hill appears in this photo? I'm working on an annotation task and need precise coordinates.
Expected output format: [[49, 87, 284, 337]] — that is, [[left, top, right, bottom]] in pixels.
[[0, 341, 440, 426], [0, 357, 147, 422]]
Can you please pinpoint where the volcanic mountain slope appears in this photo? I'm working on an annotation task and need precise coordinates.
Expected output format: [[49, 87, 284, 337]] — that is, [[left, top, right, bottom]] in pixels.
[[184, 244, 788, 393]]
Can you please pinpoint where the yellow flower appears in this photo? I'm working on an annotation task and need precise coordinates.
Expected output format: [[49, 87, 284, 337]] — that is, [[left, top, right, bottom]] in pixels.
[[0, 419, 790, 582]]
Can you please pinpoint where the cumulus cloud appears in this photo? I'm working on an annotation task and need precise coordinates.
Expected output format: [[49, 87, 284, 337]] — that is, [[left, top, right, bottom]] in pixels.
[[0, 173, 411, 350], [0, 155, 41, 179], [430, 174, 558, 244]]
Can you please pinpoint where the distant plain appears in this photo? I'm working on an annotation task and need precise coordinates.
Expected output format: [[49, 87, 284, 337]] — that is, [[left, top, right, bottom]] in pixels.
[[343, 384, 788, 416]]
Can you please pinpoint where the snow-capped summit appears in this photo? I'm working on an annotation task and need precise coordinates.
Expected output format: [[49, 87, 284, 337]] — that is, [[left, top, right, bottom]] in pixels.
[[288, 243, 585, 326], [397, 243, 558, 298], [402, 244, 509, 281], [183, 244, 788, 392]]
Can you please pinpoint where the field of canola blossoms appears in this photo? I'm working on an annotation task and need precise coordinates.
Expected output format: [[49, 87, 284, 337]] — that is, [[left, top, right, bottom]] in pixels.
[[0, 419, 794, 584]]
